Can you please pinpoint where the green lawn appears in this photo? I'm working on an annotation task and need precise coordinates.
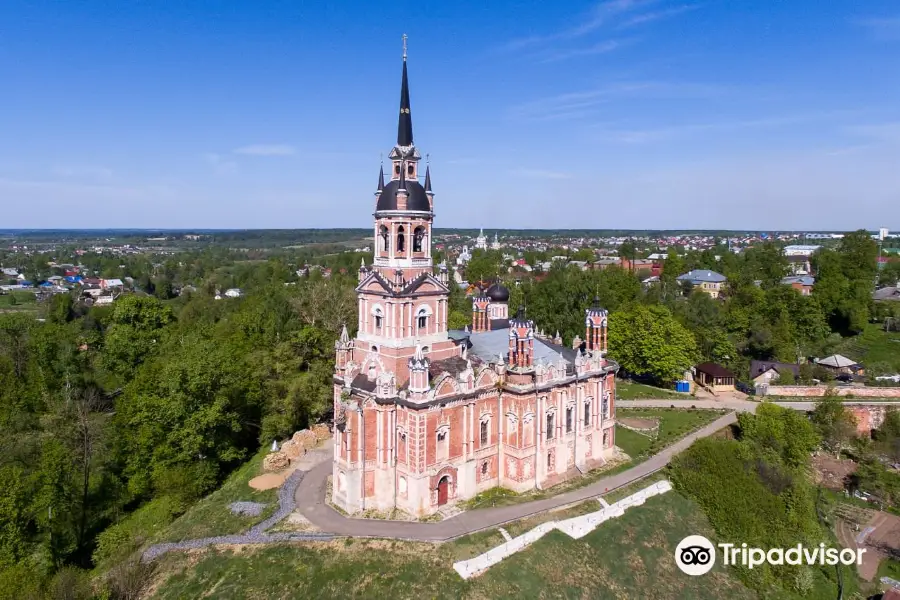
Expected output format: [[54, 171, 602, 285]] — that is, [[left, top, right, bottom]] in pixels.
[[836, 324, 900, 374], [0, 290, 38, 312], [614, 425, 653, 457], [154, 447, 278, 543], [616, 380, 690, 400], [616, 408, 725, 458], [462, 408, 725, 509], [149, 492, 759, 600]]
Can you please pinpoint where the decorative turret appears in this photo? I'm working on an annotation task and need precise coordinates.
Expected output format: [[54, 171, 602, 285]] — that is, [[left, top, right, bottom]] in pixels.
[[471, 294, 491, 332], [424, 163, 433, 211], [585, 295, 608, 354], [335, 323, 353, 373], [375, 163, 384, 197], [408, 343, 430, 393], [359, 257, 368, 282], [508, 306, 535, 369]]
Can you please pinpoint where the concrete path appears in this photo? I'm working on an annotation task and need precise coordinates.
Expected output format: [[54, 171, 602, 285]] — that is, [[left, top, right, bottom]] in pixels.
[[293, 412, 738, 542]]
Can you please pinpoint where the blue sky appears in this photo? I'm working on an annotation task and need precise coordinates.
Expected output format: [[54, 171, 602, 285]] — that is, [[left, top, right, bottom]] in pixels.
[[1, 0, 899, 230]]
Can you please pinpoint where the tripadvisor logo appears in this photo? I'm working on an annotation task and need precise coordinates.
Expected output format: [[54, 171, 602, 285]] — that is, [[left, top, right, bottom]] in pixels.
[[675, 536, 866, 576]]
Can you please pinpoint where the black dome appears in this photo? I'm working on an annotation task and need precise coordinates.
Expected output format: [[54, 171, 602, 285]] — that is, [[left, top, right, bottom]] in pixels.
[[376, 179, 431, 212], [486, 283, 510, 302]]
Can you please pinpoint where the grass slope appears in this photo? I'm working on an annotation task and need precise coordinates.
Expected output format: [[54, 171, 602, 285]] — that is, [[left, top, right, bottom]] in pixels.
[[149, 492, 758, 599], [155, 447, 277, 543]]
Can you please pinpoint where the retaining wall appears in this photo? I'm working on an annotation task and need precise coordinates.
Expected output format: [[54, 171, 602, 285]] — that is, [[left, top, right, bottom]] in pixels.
[[452, 480, 673, 579], [761, 386, 900, 398]]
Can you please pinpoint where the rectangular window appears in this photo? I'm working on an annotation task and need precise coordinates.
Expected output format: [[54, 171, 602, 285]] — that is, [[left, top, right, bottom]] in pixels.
[[375, 315, 383, 329], [418, 315, 427, 329], [436, 430, 448, 461], [566, 407, 573, 434], [584, 402, 591, 426], [546, 414, 555, 440]]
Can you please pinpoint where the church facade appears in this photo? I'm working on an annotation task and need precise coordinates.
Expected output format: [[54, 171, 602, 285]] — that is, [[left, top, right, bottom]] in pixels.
[[331, 42, 619, 517]]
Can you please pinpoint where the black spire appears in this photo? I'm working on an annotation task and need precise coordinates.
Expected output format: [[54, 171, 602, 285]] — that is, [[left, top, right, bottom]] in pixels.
[[592, 295, 601, 309], [397, 35, 413, 147], [424, 164, 432, 192], [516, 305, 526, 321], [376, 164, 384, 192]]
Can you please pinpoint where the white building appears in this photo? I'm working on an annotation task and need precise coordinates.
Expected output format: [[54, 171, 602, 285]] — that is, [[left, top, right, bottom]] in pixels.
[[474, 228, 488, 250]]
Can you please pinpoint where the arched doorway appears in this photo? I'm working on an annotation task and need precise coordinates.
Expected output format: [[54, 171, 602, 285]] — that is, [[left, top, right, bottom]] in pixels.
[[437, 475, 450, 506]]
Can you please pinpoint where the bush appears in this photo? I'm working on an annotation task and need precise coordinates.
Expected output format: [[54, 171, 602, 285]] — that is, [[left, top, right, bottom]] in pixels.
[[93, 496, 182, 566], [48, 566, 92, 600], [103, 557, 156, 600], [152, 462, 218, 509], [670, 437, 825, 595]]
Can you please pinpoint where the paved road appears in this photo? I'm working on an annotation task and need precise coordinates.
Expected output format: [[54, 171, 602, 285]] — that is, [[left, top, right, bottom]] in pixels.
[[294, 411, 738, 542]]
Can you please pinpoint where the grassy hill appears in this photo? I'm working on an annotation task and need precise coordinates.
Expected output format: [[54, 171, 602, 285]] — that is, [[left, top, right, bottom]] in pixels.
[[147, 491, 760, 599]]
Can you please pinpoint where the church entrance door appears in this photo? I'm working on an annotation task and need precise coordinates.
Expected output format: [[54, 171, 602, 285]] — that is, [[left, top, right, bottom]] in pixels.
[[437, 476, 450, 506]]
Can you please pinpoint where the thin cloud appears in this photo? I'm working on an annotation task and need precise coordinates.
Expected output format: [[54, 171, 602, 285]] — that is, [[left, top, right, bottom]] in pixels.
[[534, 38, 634, 63], [844, 121, 900, 144], [203, 153, 237, 174], [52, 165, 114, 181], [509, 81, 730, 121], [509, 168, 573, 180], [855, 16, 900, 41], [501, 0, 656, 51], [232, 144, 296, 156], [594, 111, 863, 144], [617, 4, 700, 29]]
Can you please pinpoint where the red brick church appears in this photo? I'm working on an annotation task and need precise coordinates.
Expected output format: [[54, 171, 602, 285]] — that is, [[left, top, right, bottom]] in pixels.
[[331, 40, 619, 516]]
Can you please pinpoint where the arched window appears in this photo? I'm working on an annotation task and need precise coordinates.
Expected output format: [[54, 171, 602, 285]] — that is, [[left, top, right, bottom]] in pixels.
[[413, 226, 426, 252], [546, 412, 555, 440], [416, 306, 431, 331], [397, 226, 405, 253], [602, 395, 609, 420], [436, 426, 449, 461], [584, 400, 591, 426], [373, 307, 384, 330], [480, 420, 489, 445], [481, 461, 488, 476], [407, 162, 414, 177], [379, 225, 389, 253]]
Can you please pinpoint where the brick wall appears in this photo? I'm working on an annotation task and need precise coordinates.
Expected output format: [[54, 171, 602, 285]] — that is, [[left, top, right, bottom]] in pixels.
[[764, 385, 900, 398]]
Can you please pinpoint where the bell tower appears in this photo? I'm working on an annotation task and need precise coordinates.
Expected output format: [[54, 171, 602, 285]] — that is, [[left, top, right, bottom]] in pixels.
[[351, 35, 456, 381]]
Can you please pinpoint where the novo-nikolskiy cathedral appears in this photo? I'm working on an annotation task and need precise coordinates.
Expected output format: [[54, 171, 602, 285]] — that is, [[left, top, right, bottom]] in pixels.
[[332, 38, 620, 516]]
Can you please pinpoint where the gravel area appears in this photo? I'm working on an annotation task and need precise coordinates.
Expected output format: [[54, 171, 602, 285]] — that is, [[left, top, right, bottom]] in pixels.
[[143, 468, 332, 562], [229, 501, 267, 517]]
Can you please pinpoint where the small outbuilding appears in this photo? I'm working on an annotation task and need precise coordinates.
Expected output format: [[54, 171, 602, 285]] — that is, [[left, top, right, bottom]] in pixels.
[[694, 362, 736, 392]]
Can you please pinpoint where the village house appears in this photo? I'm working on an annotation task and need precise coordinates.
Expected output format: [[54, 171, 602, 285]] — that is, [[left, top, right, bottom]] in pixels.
[[781, 275, 815, 296], [694, 362, 736, 392], [677, 270, 727, 298], [815, 354, 864, 376], [749, 360, 800, 385]]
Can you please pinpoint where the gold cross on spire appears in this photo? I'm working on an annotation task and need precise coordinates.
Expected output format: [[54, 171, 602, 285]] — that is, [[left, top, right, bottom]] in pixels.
[[402, 33, 408, 60]]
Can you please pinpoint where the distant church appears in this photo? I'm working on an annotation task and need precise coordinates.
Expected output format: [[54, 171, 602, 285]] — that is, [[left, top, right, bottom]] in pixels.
[[331, 38, 620, 516]]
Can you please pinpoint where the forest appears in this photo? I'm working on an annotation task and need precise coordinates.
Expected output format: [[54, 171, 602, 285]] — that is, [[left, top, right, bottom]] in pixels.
[[0, 263, 357, 597]]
